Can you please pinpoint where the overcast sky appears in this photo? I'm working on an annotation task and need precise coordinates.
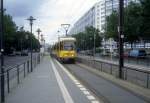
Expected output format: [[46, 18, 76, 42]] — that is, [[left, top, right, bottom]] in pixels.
[[5, 0, 100, 44]]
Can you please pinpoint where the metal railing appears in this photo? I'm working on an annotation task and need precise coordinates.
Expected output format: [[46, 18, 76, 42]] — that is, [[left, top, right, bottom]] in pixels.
[[0, 53, 42, 101], [77, 56, 150, 89]]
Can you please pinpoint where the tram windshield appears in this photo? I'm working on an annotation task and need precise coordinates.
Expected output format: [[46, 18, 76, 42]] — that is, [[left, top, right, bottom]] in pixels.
[[63, 41, 75, 50]]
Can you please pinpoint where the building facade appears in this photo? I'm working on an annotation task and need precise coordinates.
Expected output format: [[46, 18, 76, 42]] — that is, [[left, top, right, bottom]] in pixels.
[[69, 1, 101, 34], [70, 0, 138, 34]]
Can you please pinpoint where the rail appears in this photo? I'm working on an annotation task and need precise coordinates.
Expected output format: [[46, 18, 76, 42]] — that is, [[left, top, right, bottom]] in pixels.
[[77, 56, 150, 89]]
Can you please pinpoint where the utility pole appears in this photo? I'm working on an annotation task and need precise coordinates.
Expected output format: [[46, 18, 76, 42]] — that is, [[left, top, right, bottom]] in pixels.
[[0, 0, 5, 102], [118, 0, 124, 79], [61, 24, 70, 36], [26, 16, 36, 72]]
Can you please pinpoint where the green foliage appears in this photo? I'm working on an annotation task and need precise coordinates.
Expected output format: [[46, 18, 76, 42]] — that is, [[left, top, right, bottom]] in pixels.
[[73, 26, 102, 50], [105, 0, 150, 43], [140, 0, 150, 40], [105, 11, 118, 41], [1, 13, 40, 54], [124, 2, 142, 43]]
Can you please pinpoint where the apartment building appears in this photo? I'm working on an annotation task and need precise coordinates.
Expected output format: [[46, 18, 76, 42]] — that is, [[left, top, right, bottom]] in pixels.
[[70, 0, 138, 34]]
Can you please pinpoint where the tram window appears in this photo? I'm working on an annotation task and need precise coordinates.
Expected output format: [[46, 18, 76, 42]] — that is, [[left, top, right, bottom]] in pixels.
[[64, 41, 75, 50]]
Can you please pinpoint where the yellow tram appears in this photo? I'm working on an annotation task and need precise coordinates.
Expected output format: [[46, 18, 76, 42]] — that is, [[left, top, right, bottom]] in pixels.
[[52, 37, 77, 63]]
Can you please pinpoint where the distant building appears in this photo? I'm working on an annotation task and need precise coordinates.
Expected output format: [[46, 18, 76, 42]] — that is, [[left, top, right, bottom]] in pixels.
[[69, 0, 139, 34], [69, 0, 140, 52], [69, 1, 101, 34]]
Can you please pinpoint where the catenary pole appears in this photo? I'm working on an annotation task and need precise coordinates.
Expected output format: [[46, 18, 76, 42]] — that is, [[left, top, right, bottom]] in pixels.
[[118, 0, 124, 79], [0, 0, 5, 102]]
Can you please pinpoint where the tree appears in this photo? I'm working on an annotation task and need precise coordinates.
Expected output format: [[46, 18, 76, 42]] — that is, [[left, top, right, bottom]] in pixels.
[[1, 12, 40, 54], [124, 2, 142, 46], [140, 0, 150, 40], [105, 11, 118, 41], [73, 26, 101, 51], [105, 2, 142, 48], [3, 14, 17, 54]]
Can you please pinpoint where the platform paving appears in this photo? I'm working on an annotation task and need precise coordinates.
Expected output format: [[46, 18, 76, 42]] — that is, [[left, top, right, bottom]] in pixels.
[[5, 56, 94, 103]]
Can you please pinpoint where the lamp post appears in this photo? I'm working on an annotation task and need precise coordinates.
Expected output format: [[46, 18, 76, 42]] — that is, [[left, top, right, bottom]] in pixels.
[[26, 16, 36, 72], [36, 28, 41, 51], [0, 0, 5, 102], [93, 30, 96, 58], [36, 28, 41, 41], [61, 24, 70, 36], [118, 0, 124, 79]]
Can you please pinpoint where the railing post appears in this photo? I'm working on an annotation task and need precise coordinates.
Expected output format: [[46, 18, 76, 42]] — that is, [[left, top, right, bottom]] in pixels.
[[35, 57, 36, 67], [125, 68, 127, 80], [17, 66, 20, 84], [110, 64, 112, 74], [7, 70, 10, 93], [24, 63, 26, 78], [27, 61, 29, 73], [147, 58, 149, 67], [147, 73, 149, 88], [101, 62, 103, 71], [39, 53, 40, 63]]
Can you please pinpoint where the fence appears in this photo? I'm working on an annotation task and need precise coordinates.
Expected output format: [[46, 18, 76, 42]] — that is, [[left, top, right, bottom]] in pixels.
[[77, 57, 150, 89], [0, 53, 43, 102]]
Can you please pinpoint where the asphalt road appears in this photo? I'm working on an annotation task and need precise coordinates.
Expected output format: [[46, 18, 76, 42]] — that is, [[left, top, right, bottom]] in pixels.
[[0, 53, 39, 69], [64, 63, 148, 103]]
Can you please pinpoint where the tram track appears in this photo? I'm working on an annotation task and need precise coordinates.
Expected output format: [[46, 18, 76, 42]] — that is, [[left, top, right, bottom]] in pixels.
[[62, 62, 148, 103], [63, 63, 111, 103]]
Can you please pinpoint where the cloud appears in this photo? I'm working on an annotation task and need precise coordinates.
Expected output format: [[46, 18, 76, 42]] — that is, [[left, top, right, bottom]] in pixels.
[[4, 0, 100, 44], [5, 0, 46, 17]]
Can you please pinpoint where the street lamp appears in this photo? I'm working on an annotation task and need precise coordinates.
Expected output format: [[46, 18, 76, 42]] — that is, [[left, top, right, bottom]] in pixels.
[[36, 28, 41, 41], [61, 24, 70, 36], [26, 16, 36, 72], [36, 28, 42, 51], [0, 0, 5, 102]]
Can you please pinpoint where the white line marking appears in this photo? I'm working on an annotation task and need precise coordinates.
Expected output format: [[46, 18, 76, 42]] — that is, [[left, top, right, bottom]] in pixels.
[[50, 59, 74, 103], [83, 91, 90, 95], [55, 59, 100, 103], [55, 59, 77, 81], [74, 79, 78, 82], [77, 84, 84, 88], [75, 82, 80, 85], [87, 95, 95, 100], [91, 101, 100, 103], [80, 87, 87, 91]]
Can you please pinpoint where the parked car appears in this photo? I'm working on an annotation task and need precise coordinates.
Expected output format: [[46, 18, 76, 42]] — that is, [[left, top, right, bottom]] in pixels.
[[128, 50, 147, 58]]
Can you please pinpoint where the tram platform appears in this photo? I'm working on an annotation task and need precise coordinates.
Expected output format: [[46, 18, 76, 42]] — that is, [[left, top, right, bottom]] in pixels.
[[5, 56, 100, 103]]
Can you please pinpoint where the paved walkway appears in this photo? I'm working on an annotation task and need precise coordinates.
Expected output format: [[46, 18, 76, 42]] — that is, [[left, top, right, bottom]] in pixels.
[[5, 56, 99, 103]]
